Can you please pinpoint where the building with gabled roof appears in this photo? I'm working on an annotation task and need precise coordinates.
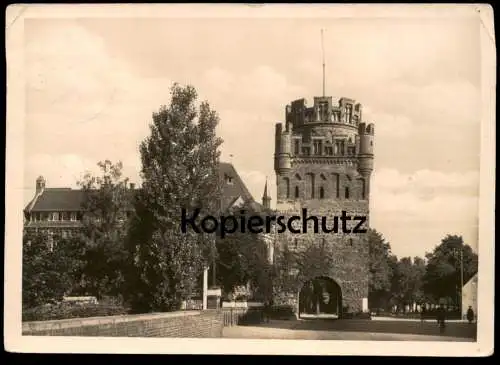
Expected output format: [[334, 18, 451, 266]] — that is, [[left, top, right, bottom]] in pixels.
[[462, 272, 478, 321], [23, 162, 268, 238]]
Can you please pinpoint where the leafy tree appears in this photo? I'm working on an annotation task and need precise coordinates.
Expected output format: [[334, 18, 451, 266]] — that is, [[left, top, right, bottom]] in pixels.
[[367, 229, 395, 310], [411, 256, 426, 304], [391, 256, 426, 312], [423, 234, 478, 306], [125, 83, 223, 313], [77, 160, 132, 300], [215, 207, 272, 299], [22, 230, 84, 308]]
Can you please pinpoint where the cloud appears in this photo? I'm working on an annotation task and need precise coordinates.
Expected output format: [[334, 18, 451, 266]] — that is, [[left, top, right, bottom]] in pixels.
[[24, 21, 169, 191], [24, 153, 97, 188], [370, 168, 479, 257], [26, 23, 173, 123], [199, 65, 306, 114], [363, 109, 414, 138], [372, 168, 479, 193], [376, 81, 480, 127], [238, 170, 268, 201]]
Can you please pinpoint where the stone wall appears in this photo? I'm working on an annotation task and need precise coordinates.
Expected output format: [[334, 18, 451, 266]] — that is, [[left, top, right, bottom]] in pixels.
[[273, 198, 370, 314], [22, 310, 223, 337], [277, 161, 368, 202]]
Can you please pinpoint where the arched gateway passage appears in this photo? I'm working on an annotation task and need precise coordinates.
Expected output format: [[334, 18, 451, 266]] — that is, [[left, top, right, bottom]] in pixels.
[[299, 276, 342, 319]]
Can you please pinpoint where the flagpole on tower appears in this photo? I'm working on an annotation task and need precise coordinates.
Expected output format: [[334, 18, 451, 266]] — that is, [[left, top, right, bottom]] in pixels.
[[321, 28, 326, 97]]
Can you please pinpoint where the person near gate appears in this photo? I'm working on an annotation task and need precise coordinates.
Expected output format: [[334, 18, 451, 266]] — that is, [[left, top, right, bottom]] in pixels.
[[466, 306, 475, 324], [436, 304, 446, 333]]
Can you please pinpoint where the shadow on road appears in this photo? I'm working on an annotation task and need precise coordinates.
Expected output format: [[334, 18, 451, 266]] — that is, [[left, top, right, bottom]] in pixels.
[[251, 318, 477, 340]]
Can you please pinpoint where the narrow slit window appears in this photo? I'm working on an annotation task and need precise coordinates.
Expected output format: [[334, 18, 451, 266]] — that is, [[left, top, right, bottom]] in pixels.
[[285, 178, 290, 199], [294, 140, 300, 155]]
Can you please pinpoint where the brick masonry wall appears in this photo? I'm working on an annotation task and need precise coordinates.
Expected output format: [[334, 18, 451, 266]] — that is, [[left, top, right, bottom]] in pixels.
[[275, 161, 371, 314], [277, 161, 368, 202], [22, 310, 224, 337]]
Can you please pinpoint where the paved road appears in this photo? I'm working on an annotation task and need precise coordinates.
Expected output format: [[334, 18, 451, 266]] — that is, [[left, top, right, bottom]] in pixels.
[[223, 319, 476, 341]]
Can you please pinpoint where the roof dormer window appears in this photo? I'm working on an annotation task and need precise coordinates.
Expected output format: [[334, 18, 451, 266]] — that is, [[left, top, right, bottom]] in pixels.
[[225, 174, 234, 185]]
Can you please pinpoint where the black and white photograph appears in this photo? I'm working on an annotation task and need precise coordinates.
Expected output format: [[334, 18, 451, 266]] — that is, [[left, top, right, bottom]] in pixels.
[[4, 4, 495, 356]]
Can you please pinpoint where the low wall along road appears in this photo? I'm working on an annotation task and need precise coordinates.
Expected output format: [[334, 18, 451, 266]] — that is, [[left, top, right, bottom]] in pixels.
[[23, 310, 224, 337]]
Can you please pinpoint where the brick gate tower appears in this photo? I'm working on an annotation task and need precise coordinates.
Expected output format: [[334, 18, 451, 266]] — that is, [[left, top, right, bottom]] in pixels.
[[273, 95, 375, 315]]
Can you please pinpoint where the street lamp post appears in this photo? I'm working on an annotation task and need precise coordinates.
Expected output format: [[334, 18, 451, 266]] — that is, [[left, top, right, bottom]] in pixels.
[[454, 247, 464, 316], [460, 248, 464, 316]]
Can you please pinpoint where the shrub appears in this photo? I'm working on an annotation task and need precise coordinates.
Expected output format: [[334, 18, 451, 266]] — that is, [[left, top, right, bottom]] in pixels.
[[269, 304, 295, 320], [238, 308, 264, 325], [234, 294, 249, 301], [352, 312, 371, 319], [22, 302, 129, 322]]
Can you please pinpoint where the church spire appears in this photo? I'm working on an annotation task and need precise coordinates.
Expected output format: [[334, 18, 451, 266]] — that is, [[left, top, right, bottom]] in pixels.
[[262, 177, 271, 209]]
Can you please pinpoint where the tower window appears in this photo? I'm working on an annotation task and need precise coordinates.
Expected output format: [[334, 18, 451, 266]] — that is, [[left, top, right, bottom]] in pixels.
[[294, 238, 298, 249], [333, 173, 340, 199], [284, 177, 290, 199], [345, 104, 353, 124], [295, 186, 300, 199], [318, 102, 328, 120], [294, 140, 300, 155], [326, 146, 333, 155], [358, 178, 366, 200], [313, 140, 323, 155], [307, 173, 315, 199], [319, 187, 325, 199], [302, 147, 310, 156], [345, 187, 350, 199]]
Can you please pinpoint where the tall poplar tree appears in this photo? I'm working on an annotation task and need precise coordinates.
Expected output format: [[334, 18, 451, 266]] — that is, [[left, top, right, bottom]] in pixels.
[[125, 83, 223, 312]]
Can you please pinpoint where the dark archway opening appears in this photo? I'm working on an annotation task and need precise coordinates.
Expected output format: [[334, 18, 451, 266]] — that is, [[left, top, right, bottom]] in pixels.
[[299, 276, 342, 319]]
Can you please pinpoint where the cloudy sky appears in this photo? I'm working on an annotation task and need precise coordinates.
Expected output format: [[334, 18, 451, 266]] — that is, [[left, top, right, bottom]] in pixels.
[[22, 6, 482, 258]]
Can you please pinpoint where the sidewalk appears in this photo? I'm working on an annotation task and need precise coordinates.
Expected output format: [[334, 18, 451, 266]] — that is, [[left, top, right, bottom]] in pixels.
[[372, 316, 471, 323], [222, 323, 474, 341]]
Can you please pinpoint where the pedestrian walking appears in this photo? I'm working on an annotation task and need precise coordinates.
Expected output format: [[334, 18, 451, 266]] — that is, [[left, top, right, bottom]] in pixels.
[[262, 300, 271, 323], [420, 306, 426, 324], [466, 306, 474, 324], [436, 304, 446, 334]]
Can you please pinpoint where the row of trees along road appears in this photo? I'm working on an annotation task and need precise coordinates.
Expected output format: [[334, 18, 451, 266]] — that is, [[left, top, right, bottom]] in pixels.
[[368, 229, 478, 312], [22, 83, 478, 314]]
